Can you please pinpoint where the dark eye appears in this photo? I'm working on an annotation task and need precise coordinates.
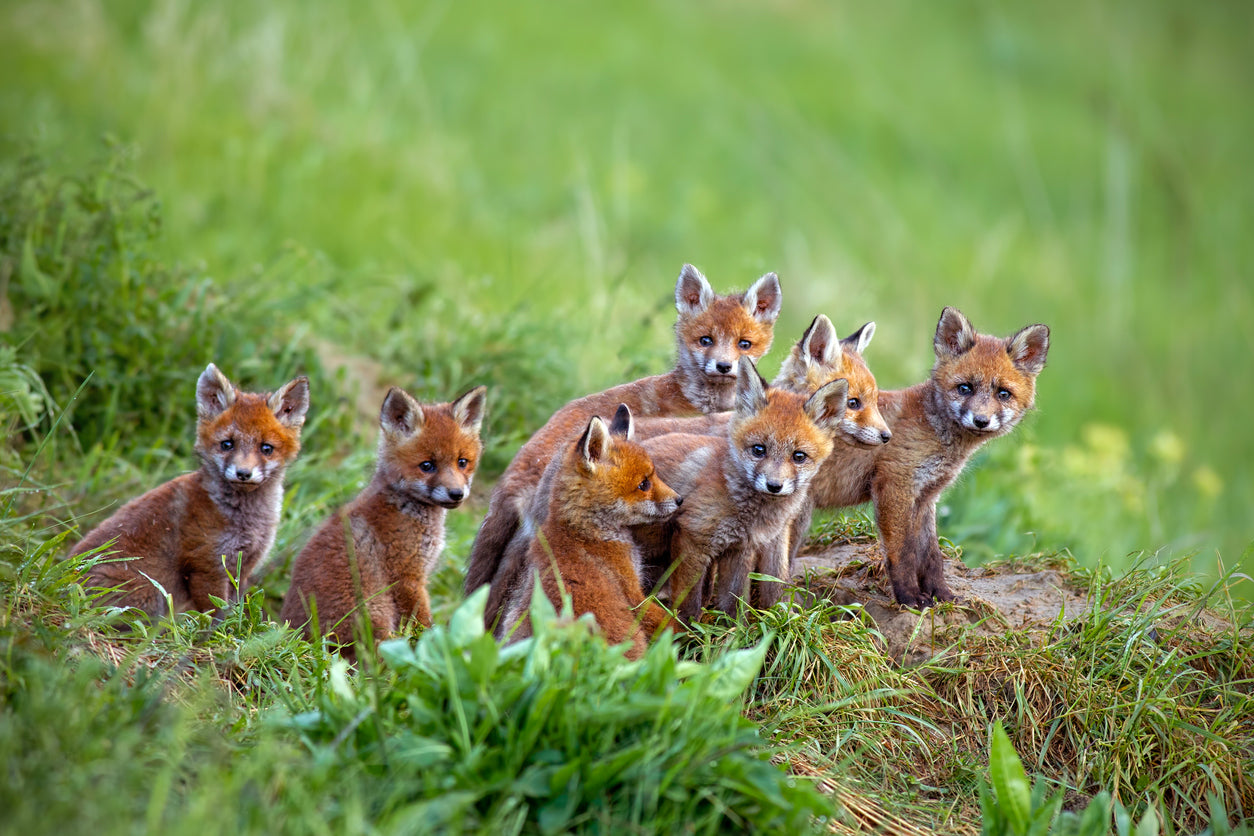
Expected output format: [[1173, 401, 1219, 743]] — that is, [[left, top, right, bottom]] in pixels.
[[220, 439, 234, 451], [997, 388, 1012, 402], [638, 477, 651, 492], [847, 398, 861, 411], [419, 461, 436, 473], [737, 339, 752, 351], [750, 444, 766, 458], [698, 335, 713, 347], [957, 383, 973, 396], [457, 458, 469, 469], [260, 443, 274, 455], [792, 450, 808, 463]]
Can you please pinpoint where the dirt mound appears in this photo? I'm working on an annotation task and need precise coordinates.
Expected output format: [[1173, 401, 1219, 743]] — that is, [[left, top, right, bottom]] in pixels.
[[790, 542, 1091, 665]]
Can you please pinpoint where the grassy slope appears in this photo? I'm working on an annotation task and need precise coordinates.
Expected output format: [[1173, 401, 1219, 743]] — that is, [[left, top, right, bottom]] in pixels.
[[2, 0, 1254, 832]]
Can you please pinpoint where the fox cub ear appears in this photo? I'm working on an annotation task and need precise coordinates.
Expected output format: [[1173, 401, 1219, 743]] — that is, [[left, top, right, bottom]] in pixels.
[[742, 272, 782, 324], [675, 263, 714, 315], [800, 314, 841, 368], [934, 307, 978, 358], [380, 387, 425, 438], [269, 376, 311, 429], [608, 403, 634, 440], [197, 363, 237, 420], [1006, 324, 1050, 375], [805, 377, 850, 434], [451, 385, 488, 435], [733, 356, 769, 416], [841, 321, 876, 356], [579, 416, 614, 467]]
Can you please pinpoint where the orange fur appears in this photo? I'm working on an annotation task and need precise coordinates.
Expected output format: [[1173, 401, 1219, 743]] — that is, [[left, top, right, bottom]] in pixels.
[[799, 307, 1050, 607], [498, 408, 682, 660], [73, 364, 309, 616], [282, 386, 486, 652], [467, 264, 782, 628]]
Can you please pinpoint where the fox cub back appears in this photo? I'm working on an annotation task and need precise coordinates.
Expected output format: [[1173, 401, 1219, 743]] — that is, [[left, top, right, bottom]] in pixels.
[[281, 385, 486, 650], [73, 364, 309, 616], [500, 407, 683, 660]]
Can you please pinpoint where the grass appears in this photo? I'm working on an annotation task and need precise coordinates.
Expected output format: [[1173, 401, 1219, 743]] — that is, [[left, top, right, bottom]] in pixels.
[[2, 1, 1253, 832]]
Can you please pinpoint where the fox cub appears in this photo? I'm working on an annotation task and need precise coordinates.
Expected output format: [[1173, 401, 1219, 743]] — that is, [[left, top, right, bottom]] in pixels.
[[499, 407, 683, 661], [801, 307, 1049, 607], [281, 386, 486, 649], [466, 263, 782, 619], [640, 357, 848, 619], [73, 364, 310, 616]]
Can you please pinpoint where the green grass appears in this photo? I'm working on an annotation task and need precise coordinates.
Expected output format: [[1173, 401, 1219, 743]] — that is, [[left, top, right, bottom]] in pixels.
[[2, 1, 1253, 832]]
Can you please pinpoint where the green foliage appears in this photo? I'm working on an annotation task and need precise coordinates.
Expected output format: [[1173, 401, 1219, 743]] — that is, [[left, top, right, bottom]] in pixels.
[[281, 588, 832, 834], [0, 146, 327, 463]]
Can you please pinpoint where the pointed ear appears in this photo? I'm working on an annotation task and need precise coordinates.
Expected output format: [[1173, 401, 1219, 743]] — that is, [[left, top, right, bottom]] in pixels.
[[934, 307, 977, 358], [379, 387, 424, 438], [608, 403, 634, 440], [841, 321, 876, 355], [451, 385, 487, 434], [268, 376, 310, 429], [197, 363, 237, 420], [800, 314, 840, 369], [734, 356, 769, 417], [805, 377, 849, 433], [1006, 323, 1050, 375], [579, 416, 613, 467], [675, 264, 714, 315], [742, 272, 782, 324]]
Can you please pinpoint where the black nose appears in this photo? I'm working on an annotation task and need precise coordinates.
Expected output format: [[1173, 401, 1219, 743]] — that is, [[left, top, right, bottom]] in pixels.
[[235, 469, 252, 481], [674, 495, 684, 507], [447, 489, 464, 502], [715, 361, 732, 374], [766, 481, 783, 494], [880, 431, 892, 443], [973, 416, 990, 429]]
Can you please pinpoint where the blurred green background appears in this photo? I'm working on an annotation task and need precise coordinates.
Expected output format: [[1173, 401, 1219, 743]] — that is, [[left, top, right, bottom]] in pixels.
[[2, 0, 1250, 593]]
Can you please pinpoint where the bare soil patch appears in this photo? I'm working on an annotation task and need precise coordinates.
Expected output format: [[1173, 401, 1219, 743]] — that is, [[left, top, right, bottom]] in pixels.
[[791, 542, 1091, 665]]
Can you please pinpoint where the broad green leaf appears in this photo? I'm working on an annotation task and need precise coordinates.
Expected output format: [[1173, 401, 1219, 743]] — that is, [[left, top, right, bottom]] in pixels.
[[988, 721, 1031, 834]]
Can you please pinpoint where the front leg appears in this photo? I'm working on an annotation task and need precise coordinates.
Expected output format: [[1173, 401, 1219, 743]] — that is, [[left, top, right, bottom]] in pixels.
[[668, 530, 711, 622], [915, 502, 956, 604], [750, 533, 790, 611], [784, 496, 816, 573], [186, 562, 232, 616], [713, 544, 754, 615], [871, 476, 928, 609], [392, 576, 434, 629]]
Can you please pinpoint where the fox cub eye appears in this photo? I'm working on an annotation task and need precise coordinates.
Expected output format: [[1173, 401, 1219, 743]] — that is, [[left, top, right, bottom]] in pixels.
[[750, 444, 766, 458], [698, 335, 714, 347], [457, 458, 469, 469], [637, 477, 651, 492], [737, 339, 752, 351], [260, 443, 274, 455], [997, 388, 1012, 402], [957, 383, 973, 396], [419, 460, 436, 473], [847, 398, 861, 410], [792, 450, 808, 463], [220, 439, 234, 451]]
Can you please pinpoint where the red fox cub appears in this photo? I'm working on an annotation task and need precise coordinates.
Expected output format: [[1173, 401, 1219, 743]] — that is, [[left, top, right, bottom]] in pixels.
[[498, 407, 683, 660], [72, 364, 310, 616], [640, 357, 848, 619], [633, 314, 891, 450], [281, 385, 486, 649], [801, 307, 1050, 608], [465, 264, 782, 613]]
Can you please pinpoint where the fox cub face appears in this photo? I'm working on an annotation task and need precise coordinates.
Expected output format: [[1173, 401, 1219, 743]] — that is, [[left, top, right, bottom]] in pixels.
[[933, 306, 1050, 437], [728, 357, 848, 497], [376, 386, 487, 509], [195, 363, 309, 490], [775, 314, 891, 448], [571, 406, 683, 526], [674, 263, 781, 389]]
